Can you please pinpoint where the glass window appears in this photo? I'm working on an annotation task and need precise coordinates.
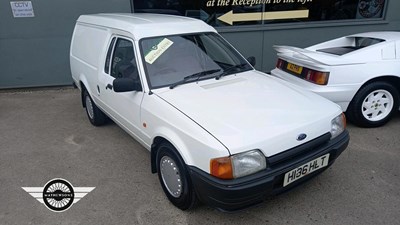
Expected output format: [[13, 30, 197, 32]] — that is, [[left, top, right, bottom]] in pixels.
[[110, 38, 140, 81], [104, 37, 116, 74], [140, 33, 252, 89], [133, 0, 386, 27], [317, 36, 384, 55]]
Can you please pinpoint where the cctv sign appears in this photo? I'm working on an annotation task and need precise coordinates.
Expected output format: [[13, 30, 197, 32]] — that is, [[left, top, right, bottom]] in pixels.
[[10, 1, 35, 18]]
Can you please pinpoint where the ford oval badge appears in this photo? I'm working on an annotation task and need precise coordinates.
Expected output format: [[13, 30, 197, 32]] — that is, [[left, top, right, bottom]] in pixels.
[[297, 133, 307, 141]]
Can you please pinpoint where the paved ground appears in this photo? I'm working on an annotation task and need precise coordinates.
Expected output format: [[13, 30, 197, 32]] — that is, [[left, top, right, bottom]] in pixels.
[[1, 88, 399, 225]]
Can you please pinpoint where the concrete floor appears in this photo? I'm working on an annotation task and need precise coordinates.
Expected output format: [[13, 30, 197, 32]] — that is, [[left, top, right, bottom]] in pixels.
[[1, 88, 399, 225]]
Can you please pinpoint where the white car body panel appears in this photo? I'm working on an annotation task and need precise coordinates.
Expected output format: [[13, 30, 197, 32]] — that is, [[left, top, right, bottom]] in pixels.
[[154, 71, 340, 157], [272, 31, 400, 112], [70, 13, 343, 174]]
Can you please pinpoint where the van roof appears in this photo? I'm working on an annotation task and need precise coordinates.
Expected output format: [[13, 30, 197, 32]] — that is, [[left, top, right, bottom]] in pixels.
[[77, 13, 217, 40]]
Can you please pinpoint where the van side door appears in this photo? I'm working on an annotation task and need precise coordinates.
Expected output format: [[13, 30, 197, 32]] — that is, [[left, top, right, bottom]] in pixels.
[[98, 36, 146, 141]]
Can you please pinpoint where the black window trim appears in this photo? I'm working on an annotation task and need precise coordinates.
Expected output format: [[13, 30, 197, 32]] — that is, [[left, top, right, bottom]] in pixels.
[[104, 37, 116, 74]]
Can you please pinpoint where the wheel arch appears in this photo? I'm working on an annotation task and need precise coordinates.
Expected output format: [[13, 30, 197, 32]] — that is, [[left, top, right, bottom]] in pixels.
[[80, 81, 87, 108], [79, 75, 91, 108], [150, 136, 168, 173], [150, 135, 192, 174], [361, 75, 400, 92], [350, 75, 400, 105]]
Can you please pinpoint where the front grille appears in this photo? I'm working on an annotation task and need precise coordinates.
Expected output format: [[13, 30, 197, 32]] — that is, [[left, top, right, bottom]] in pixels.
[[267, 133, 331, 170]]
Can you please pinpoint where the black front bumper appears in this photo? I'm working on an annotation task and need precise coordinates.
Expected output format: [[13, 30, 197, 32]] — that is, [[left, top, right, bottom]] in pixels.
[[189, 130, 350, 212]]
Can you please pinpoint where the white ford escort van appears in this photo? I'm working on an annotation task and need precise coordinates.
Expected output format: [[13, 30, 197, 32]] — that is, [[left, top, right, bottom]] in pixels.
[[70, 13, 349, 211]]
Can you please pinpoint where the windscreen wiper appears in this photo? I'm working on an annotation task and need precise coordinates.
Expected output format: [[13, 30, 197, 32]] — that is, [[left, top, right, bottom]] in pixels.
[[169, 69, 221, 89], [215, 63, 249, 80]]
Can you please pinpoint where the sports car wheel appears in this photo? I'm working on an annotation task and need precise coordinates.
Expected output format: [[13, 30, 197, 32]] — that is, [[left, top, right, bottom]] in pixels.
[[156, 142, 197, 210], [83, 90, 107, 126], [347, 81, 399, 127]]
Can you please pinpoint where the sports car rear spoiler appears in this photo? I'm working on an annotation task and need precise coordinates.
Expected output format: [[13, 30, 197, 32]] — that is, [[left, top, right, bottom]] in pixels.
[[273, 45, 358, 66]]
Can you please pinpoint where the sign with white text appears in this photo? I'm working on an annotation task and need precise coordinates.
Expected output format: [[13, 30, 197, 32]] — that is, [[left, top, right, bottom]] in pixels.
[[10, 1, 34, 18]]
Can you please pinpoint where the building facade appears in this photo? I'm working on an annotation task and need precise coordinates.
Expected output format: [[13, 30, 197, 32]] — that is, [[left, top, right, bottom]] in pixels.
[[1, 0, 398, 88]]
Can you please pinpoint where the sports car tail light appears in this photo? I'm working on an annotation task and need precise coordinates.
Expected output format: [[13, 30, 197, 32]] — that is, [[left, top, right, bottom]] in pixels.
[[305, 70, 329, 85], [276, 58, 284, 69]]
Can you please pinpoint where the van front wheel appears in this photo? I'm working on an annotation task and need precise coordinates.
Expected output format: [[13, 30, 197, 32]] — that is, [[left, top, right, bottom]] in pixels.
[[156, 142, 197, 210]]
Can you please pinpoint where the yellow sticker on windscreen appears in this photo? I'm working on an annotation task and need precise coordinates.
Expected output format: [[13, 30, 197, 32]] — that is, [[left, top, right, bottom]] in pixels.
[[145, 38, 173, 64]]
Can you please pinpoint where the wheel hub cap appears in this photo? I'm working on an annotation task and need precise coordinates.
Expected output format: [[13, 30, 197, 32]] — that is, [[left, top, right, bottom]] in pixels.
[[85, 96, 94, 119], [361, 89, 394, 122], [160, 156, 182, 198]]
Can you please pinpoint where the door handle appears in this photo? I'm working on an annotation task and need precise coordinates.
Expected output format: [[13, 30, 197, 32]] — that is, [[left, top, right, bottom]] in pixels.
[[106, 84, 113, 90]]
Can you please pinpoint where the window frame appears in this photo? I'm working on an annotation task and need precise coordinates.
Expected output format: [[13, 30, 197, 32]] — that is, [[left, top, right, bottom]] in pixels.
[[104, 36, 141, 81], [104, 37, 116, 74]]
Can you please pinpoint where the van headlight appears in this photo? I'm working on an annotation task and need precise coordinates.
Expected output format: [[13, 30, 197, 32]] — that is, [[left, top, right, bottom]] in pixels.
[[210, 150, 266, 179], [331, 113, 346, 139]]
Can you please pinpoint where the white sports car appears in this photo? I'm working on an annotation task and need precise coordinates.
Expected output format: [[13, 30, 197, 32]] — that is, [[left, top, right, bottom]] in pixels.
[[271, 32, 400, 127]]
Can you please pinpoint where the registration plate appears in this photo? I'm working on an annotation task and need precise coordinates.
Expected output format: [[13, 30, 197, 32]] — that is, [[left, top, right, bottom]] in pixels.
[[283, 154, 330, 187], [286, 62, 303, 74]]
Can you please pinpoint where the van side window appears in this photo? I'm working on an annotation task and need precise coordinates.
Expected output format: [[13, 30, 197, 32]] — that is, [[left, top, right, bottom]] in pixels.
[[110, 38, 140, 81], [104, 37, 116, 74]]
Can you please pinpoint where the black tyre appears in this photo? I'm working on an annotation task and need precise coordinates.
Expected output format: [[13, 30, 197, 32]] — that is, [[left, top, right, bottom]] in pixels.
[[346, 81, 399, 127], [83, 90, 107, 126], [156, 142, 197, 210]]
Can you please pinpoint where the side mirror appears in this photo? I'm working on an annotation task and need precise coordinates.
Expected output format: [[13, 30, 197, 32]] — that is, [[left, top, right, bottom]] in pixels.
[[113, 78, 142, 92], [247, 56, 256, 67]]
